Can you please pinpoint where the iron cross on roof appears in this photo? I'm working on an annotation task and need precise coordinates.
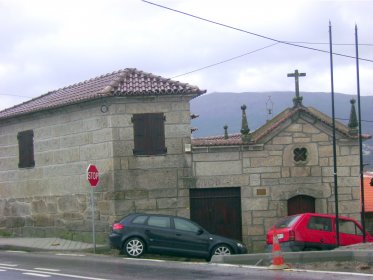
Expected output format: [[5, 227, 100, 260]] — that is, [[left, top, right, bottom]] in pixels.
[[287, 69, 306, 107]]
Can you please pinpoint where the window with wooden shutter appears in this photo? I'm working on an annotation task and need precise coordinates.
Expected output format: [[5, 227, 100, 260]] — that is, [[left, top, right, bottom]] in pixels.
[[132, 113, 167, 156], [17, 130, 35, 168]]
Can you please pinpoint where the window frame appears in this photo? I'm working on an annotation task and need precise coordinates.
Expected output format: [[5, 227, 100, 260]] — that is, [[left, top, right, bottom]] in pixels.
[[293, 147, 308, 162], [275, 215, 301, 229], [147, 216, 171, 228], [174, 217, 200, 233], [17, 130, 35, 168], [132, 113, 167, 156], [132, 215, 148, 225], [307, 216, 332, 232], [338, 219, 363, 236]]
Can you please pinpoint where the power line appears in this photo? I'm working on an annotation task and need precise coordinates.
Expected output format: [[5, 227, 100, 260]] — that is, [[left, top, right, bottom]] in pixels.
[[285, 41, 373, 46], [337, 117, 373, 123], [0, 94, 32, 99], [142, 0, 373, 63], [171, 43, 279, 79]]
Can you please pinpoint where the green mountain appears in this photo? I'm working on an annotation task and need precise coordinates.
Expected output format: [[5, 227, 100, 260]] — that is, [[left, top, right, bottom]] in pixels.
[[190, 91, 373, 169]]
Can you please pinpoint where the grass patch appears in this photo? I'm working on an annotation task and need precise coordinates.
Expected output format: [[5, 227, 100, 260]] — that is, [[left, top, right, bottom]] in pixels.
[[0, 230, 12, 237]]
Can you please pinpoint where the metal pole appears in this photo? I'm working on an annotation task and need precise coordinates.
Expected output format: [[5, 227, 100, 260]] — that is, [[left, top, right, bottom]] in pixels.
[[329, 21, 339, 247], [90, 188, 96, 253], [355, 24, 366, 242]]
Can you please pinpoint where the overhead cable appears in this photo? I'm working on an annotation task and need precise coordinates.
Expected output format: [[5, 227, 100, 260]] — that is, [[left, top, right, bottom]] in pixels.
[[171, 43, 279, 79], [142, 0, 373, 63]]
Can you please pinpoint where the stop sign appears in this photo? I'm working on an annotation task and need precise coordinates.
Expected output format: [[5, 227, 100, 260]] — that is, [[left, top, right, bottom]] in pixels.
[[87, 164, 99, 187]]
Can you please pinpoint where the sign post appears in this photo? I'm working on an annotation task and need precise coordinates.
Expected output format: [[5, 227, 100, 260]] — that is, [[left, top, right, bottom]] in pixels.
[[87, 164, 99, 253]]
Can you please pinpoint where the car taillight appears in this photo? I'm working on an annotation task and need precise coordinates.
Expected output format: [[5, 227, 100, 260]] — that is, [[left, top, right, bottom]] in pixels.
[[112, 223, 124, 231], [289, 230, 295, 241]]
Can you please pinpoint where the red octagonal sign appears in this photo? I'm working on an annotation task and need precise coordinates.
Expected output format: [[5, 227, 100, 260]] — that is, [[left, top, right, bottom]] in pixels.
[[87, 164, 99, 187]]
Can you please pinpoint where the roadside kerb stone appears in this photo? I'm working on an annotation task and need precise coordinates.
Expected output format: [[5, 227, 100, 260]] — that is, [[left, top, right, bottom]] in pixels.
[[211, 250, 357, 266], [0, 237, 104, 252], [353, 250, 373, 265]]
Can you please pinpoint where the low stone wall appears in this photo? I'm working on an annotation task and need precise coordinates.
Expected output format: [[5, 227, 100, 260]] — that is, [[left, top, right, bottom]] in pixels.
[[0, 193, 111, 243]]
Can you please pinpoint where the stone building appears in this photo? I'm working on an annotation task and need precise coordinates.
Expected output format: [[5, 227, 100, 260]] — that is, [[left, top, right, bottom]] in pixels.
[[191, 96, 369, 251], [0, 68, 205, 242], [0, 68, 369, 251]]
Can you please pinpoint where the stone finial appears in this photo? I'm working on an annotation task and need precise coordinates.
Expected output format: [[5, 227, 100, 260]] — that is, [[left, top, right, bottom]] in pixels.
[[224, 125, 229, 139], [348, 98, 358, 136], [240, 105, 251, 143], [292, 95, 303, 107]]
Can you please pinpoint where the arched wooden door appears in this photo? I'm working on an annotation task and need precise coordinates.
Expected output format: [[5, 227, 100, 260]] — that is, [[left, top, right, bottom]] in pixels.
[[287, 195, 315, 216]]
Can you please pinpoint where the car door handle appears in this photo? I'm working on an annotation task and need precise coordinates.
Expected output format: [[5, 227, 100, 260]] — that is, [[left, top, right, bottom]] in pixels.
[[320, 238, 324, 243], [176, 233, 182, 236]]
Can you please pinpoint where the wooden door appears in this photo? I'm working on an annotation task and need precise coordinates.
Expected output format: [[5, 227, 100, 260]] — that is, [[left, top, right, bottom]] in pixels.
[[287, 195, 315, 216], [190, 187, 242, 241]]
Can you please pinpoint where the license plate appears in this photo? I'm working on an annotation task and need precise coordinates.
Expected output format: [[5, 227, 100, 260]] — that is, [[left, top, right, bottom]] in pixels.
[[277, 233, 284, 239]]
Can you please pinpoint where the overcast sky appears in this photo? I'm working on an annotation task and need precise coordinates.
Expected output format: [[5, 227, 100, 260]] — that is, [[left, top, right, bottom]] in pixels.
[[1, 0, 372, 111]]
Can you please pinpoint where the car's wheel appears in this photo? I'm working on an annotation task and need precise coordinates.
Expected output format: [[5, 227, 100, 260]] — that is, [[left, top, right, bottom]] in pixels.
[[123, 237, 145, 257], [211, 244, 232, 256]]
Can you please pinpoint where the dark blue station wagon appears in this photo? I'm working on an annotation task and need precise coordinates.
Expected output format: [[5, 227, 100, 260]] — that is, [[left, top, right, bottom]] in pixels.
[[109, 213, 247, 260]]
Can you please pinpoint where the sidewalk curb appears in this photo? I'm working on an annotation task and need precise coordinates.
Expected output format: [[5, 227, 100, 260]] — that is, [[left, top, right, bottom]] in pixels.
[[211, 250, 373, 266], [0, 237, 109, 253]]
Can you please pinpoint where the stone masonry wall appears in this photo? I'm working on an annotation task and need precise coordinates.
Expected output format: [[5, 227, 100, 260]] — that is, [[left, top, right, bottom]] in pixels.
[[0, 99, 115, 242], [192, 114, 360, 252], [109, 95, 194, 221], [0, 95, 194, 242]]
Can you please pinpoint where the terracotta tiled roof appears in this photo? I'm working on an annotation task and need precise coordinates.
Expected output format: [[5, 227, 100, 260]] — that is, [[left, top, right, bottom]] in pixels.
[[192, 105, 371, 147], [192, 133, 243, 146], [0, 68, 206, 120]]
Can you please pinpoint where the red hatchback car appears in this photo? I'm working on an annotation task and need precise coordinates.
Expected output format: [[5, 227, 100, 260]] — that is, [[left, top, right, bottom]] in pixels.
[[266, 213, 373, 252]]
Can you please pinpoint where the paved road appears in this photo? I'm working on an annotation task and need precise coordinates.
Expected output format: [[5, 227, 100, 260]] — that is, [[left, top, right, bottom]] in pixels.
[[0, 250, 372, 279]]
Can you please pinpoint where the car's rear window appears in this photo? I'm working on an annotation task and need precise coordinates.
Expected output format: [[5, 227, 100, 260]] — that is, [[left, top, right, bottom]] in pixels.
[[132, 215, 148, 224], [275, 215, 301, 228], [308, 216, 332, 231]]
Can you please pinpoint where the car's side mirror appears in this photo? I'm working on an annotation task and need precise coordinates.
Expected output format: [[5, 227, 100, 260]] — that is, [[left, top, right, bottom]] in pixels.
[[197, 229, 204, 235]]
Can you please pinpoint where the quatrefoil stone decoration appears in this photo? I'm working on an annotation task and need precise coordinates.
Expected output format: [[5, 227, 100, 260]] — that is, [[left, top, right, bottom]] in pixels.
[[293, 147, 308, 162]]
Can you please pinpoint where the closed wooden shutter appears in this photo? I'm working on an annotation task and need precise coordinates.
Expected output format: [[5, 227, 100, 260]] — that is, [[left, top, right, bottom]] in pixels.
[[132, 113, 166, 155], [17, 130, 35, 168]]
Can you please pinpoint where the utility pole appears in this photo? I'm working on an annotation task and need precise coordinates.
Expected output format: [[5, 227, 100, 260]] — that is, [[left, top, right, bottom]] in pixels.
[[329, 21, 339, 247], [355, 24, 366, 242]]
